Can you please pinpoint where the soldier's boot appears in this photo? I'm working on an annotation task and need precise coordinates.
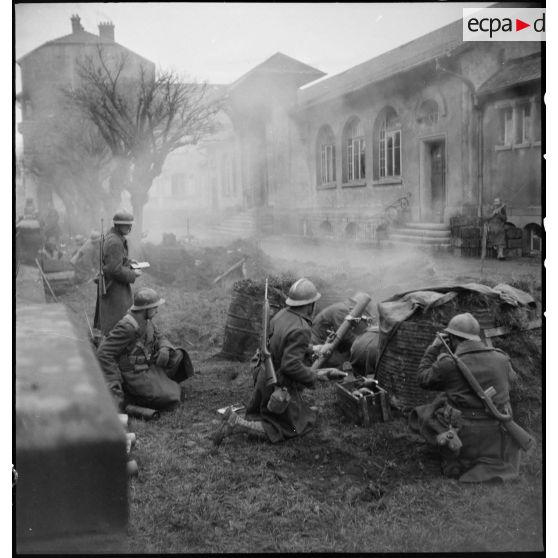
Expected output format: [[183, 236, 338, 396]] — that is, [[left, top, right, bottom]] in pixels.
[[212, 407, 267, 446]]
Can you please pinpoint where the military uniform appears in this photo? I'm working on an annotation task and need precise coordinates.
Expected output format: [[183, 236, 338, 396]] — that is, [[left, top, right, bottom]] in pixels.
[[488, 202, 507, 258], [409, 339, 520, 482], [245, 307, 318, 443], [96, 312, 193, 409], [94, 227, 137, 334], [311, 301, 367, 368], [349, 328, 380, 376]]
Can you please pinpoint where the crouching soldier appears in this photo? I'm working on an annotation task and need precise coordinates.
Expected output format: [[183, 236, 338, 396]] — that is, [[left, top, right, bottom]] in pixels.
[[97, 287, 194, 411], [311, 292, 373, 369], [212, 277, 345, 446], [409, 313, 521, 483]]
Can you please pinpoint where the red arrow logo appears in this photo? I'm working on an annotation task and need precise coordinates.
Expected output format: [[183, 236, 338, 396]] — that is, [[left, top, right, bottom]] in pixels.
[[516, 18, 530, 31]]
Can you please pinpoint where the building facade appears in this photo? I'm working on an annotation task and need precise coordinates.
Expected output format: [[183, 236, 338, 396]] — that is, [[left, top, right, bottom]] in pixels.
[[16, 15, 155, 221], [201, 16, 542, 248]]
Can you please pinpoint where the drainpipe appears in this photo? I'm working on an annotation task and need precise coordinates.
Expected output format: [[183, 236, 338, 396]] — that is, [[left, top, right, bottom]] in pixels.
[[435, 58, 483, 218]]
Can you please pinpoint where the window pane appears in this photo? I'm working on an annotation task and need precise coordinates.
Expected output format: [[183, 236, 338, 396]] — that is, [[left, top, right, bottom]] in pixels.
[[359, 139, 365, 178], [387, 136, 393, 176], [332, 145, 336, 181], [394, 132, 401, 175], [379, 138, 385, 178], [347, 142, 353, 181], [523, 105, 531, 142]]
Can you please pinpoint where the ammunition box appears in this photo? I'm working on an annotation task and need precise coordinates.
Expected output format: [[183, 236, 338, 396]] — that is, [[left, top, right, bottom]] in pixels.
[[335, 379, 391, 426]]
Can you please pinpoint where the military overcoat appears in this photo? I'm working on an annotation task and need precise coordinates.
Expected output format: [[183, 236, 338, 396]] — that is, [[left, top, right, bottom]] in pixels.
[[94, 227, 137, 334], [410, 339, 520, 483], [96, 312, 193, 409], [245, 307, 318, 443]]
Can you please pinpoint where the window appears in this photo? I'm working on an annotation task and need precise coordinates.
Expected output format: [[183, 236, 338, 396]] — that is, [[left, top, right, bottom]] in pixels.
[[171, 173, 186, 197], [496, 98, 540, 148], [516, 103, 531, 145], [418, 99, 439, 125], [316, 126, 336, 185], [343, 118, 365, 183], [378, 110, 401, 179], [497, 107, 513, 146]]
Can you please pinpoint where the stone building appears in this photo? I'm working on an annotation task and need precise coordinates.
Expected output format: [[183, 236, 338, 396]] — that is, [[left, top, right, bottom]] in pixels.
[[16, 15, 154, 220], [203, 15, 542, 250]]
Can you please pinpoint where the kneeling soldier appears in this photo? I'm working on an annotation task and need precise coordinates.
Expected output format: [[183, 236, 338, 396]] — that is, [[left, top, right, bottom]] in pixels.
[[409, 313, 520, 482], [97, 287, 194, 410], [213, 277, 345, 446]]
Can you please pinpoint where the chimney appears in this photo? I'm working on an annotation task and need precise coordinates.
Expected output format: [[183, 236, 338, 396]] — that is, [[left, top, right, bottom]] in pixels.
[[98, 21, 115, 42], [71, 14, 83, 33]]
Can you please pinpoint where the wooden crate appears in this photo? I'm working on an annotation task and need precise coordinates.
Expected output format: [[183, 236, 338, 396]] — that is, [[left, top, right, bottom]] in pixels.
[[335, 379, 391, 426]]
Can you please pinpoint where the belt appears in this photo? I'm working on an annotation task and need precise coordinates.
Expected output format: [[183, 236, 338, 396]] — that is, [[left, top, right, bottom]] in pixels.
[[458, 407, 494, 420]]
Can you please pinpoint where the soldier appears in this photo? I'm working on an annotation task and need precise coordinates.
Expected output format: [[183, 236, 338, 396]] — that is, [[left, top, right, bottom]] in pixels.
[[94, 210, 141, 335], [213, 278, 345, 446], [487, 197, 507, 260], [409, 313, 520, 483], [96, 287, 194, 410], [311, 292, 372, 369]]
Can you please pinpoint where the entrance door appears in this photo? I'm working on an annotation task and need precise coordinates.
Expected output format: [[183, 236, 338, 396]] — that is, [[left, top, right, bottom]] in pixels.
[[430, 141, 446, 222]]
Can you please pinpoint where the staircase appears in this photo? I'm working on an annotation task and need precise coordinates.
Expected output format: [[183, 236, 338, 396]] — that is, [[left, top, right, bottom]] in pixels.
[[386, 222, 451, 251], [208, 210, 256, 239]]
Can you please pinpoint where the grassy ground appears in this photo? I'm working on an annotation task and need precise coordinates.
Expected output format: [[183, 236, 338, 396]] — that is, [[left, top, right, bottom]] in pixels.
[[57, 239, 543, 553]]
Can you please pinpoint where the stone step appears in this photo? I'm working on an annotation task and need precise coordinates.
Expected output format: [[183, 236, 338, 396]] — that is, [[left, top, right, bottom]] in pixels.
[[389, 233, 451, 244], [392, 228, 450, 238], [384, 239, 451, 251], [403, 222, 450, 231]]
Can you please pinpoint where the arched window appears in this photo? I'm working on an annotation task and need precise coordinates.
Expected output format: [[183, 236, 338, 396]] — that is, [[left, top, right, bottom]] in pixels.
[[343, 118, 365, 183], [417, 99, 439, 125], [316, 125, 336, 185], [374, 107, 401, 180]]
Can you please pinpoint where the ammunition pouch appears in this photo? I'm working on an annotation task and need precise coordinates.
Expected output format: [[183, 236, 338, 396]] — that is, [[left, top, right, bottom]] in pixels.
[[436, 427, 463, 455], [267, 386, 291, 415]]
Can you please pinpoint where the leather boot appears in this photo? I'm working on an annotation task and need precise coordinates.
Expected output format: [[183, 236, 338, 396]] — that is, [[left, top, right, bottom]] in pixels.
[[212, 407, 267, 446]]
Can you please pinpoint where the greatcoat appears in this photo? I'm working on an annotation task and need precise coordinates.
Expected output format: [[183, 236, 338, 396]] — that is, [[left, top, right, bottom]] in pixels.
[[94, 227, 137, 335], [245, 307, 318, 443], [96, 312, 194, 409], [409, 339, 520, 483]]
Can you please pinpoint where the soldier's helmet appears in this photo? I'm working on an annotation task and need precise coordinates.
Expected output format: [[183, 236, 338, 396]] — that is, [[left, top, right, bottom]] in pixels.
[[348, 291, 372, 315], [90, 230, 101, 241], [131, 288, 165, 311], [285, 277, 321, 307], [444, 313, 481, 342], [113, 210, 134, 225]]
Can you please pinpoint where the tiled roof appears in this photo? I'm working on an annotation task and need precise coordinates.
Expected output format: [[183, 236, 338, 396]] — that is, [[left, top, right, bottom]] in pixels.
[[17, 29, 153, 67], [230, 52, 325, 89], [298, 19, 464, 107], [477, 53, 541, 94]]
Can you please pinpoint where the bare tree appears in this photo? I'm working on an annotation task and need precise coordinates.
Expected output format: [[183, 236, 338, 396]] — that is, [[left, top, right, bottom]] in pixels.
[[25, 112, 113, 234], [67, 48, 222, 235]]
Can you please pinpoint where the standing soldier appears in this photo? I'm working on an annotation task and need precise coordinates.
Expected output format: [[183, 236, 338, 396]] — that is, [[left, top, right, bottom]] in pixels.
[[487, 197, 507, 260], [213, 277, 345, 446], [94, 210, 141, 335], [96, 287, 194, 410]]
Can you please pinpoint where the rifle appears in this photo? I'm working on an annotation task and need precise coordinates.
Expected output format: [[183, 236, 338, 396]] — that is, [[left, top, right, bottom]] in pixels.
[[261, 278, 278, 387], [436, 333, 535, 452], [311, 293, 372, 370], [99, 218, 107, 297]]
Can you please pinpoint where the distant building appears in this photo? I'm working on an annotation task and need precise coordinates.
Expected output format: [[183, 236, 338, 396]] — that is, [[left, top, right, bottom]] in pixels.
[[16, 15, 154, 219]]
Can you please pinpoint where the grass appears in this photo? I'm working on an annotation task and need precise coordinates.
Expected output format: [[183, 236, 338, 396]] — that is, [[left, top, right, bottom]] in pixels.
[[57, 244, 543, 553]]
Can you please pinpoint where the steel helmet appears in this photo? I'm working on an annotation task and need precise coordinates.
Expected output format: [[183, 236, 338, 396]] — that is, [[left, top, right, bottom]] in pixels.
[[444, 313, 481, 342], [113, 210, 134, 225], [285, 278, 321, 307], [131, 288, 165, 311]]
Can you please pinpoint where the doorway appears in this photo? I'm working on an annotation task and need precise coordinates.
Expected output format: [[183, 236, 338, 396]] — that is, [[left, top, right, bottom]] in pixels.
[[419, 138, 446, 222]]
